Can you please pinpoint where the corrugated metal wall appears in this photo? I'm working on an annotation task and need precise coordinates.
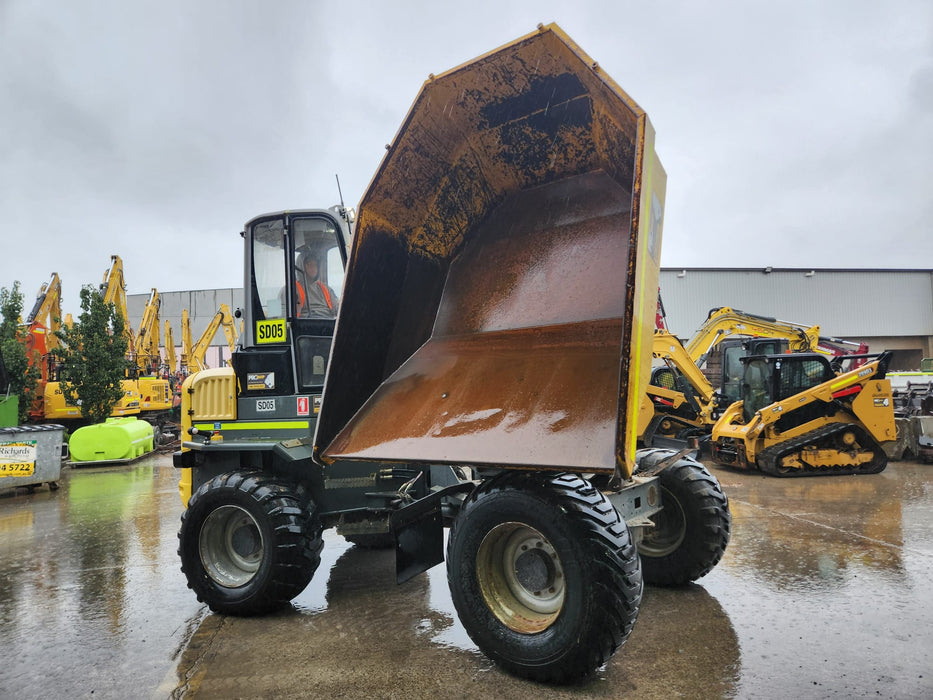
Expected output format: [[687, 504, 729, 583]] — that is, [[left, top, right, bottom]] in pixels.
[[127, 269, 933, 365], [126, 288, 244, 347], [659, 268, 933, 341]]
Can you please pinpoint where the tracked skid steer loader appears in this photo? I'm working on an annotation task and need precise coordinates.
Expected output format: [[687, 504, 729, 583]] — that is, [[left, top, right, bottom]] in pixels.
[[174, 24, 730, 683], [711, 352, 897, 476]]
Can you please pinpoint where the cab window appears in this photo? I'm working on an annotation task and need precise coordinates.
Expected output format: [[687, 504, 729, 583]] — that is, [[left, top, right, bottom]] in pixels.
[[251, 219, 287, 320], [291, 217, 345, 319]]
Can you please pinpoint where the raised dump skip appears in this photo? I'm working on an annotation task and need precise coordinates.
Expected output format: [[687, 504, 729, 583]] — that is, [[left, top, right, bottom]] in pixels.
[[316, 24, 666, 478]]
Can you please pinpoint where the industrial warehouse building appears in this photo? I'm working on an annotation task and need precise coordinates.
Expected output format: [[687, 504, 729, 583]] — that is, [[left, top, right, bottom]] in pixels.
[[128, 268, 933, 373], [658, 268, 932, 371]]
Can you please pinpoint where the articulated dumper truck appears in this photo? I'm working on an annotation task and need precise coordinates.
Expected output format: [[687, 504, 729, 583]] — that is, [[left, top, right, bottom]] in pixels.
[[174, 24, 731, 683]]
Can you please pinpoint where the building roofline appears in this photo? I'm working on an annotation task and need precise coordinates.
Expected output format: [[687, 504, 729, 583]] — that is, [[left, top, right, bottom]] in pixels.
[[661, 267, 933, 274]]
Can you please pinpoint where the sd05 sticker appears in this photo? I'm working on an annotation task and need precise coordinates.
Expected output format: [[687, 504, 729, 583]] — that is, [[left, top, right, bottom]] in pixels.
[[256, 318, 287, 344], [256, 399, 276, 412]]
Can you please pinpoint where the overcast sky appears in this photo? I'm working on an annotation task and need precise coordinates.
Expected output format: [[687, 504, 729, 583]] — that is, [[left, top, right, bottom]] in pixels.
[[2, 0, 931, 315]]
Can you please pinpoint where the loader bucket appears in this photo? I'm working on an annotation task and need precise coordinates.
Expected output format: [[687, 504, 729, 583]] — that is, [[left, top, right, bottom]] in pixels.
[[315, 24, 666, 479]]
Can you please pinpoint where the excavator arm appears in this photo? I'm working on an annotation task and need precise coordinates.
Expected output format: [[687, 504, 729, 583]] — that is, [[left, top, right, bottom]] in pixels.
[[685, 307, 821, 367], [164, 321, 177, 375], [99, 255, 135, 355], [25, 273, 64, 354], [188, 305, 236, 373], [181, 309, 193, 374], [652, 331, 716, 404], [135, 289, 161, 372], [219, 303, 237, 355]]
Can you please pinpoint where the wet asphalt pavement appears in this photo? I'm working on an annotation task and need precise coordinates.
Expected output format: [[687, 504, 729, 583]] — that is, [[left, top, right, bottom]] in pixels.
[[1, 453, 931, 699]]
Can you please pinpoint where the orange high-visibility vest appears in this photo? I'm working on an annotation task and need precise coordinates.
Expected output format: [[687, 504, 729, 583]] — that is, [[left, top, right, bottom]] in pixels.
[[295, 280, 333, 314]]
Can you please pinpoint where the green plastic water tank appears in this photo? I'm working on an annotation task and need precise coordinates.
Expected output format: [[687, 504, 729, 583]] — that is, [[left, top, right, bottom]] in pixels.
[[70, 417, 154, 462], [0, 395, 18, 428]]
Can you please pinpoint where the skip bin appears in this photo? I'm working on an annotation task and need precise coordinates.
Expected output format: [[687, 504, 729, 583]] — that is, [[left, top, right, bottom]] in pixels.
[[0, 424, 65, 491], [314, 24, 665, 480]]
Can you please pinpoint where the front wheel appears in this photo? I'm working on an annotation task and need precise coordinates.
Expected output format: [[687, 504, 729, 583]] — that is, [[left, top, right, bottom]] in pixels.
[[178, 471, 323, 615], [446, 472, 642, 684], [635, 451, 731, 585]]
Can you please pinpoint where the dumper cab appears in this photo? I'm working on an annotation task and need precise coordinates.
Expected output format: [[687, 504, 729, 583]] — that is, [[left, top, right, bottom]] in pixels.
[[234, 209, 349, 402]]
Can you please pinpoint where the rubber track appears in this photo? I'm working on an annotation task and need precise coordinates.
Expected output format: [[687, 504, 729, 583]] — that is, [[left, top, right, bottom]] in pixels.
[[757, 423, 887, 477]]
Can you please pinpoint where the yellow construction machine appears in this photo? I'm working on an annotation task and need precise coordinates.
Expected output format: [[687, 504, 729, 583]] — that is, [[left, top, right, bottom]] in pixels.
[[163, 320, 178, 375], [97, 257, 172, 420], [24, 273, 64, 357], [173, 25, 730, 683], [39, 257, 172, 425], [711, 351, 896, 476], [98, 255, 136, 357], [182, 303, 237, 374], [641, 308, 825, 449], [24, 270, 141, 422], [131, 287, 174, 420], [686, 306, 821, 369], [23, 273, 64, 420], [135, 288, 162, 374], [180, 308, 193, 374]]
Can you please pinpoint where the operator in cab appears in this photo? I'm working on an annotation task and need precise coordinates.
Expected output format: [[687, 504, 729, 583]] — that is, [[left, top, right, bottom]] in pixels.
[[295, 251, 338, 319]]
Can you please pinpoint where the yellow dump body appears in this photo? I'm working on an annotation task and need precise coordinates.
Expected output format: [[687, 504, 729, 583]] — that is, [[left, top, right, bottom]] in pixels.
[[315, 24, 665, 479]]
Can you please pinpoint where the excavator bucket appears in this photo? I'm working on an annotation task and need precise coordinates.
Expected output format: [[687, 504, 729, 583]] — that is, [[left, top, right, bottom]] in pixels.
[[315, 24, 666, 479]]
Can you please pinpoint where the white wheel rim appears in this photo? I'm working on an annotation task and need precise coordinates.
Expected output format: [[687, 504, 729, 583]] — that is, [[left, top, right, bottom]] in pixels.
[[199, 505, 264, 588], [476, 522, 565, 633]]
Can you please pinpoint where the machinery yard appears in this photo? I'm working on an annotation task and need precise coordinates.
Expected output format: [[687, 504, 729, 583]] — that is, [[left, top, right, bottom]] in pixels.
[[1, 17, 932, 700], [1, 453, 931, 699]]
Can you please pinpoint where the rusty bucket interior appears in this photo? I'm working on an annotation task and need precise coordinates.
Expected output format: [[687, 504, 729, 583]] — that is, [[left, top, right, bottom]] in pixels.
[[315, 24, 665, 476]]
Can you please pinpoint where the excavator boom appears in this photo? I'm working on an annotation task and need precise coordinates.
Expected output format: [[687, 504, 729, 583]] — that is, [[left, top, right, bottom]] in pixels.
[[135, 288, 162, 372], [25, 273, 64, 354], [164, 321, 177, 375], [187, 304, 236, 373], [99, 255, 135, 354], [685, 307, 821, 367]]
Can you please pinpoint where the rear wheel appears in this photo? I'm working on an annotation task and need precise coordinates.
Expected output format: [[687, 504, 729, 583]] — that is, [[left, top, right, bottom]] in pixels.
[[635, 451, 731, 585], [446, 472, 642, 683], [178, 471, 323, 615]]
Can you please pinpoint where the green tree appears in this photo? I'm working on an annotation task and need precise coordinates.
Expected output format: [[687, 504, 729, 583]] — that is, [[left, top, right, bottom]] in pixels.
[[0, 282, 41, 423], [54, 285, 130, 425]]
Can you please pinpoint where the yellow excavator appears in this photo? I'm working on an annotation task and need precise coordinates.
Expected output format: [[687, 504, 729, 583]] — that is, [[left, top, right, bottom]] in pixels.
[[685, 307, 821, 369], [27, 269, 141, 422], [24, 272, 64, 357], [711, 351, 896, 476], [23, 273, 72, 421], [98, 255, 136, 358], [131, 287, 173, 418], [164, 320, 178, 374], [641, 308, 825, 449], [40, 257, 171, 424], [135, 288, 162, 374], [182, 304, 238, 374], [97, 256, 172, 420]]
